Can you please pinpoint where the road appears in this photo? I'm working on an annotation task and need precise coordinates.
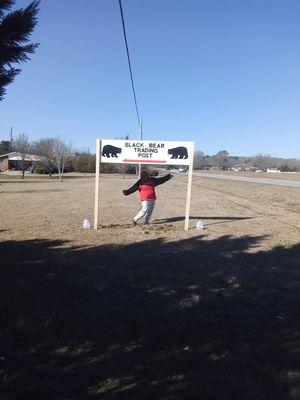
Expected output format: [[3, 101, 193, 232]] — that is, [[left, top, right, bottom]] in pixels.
[[191, 172, 300, 188]]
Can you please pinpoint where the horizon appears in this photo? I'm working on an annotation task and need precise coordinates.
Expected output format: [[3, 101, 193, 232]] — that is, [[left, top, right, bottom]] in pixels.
[[1, 136, 299, 161]]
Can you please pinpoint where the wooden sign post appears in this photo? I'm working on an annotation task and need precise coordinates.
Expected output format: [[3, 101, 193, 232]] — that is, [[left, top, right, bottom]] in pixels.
[[93, 139, 101, 230], [184, 142, 194, 231], [93, 139, 195, 231]]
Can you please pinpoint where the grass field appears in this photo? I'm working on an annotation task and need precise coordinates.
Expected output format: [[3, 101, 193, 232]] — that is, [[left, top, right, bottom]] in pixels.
[[0, 173, 299, 399]]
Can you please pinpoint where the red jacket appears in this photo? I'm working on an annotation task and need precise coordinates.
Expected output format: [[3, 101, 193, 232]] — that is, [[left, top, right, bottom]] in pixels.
[[123, 174, 171, 201]]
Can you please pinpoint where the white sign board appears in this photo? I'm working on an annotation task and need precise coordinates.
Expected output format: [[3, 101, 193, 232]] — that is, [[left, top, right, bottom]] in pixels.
[[101, 139, 193, 166], [94, 139, 195, 231]]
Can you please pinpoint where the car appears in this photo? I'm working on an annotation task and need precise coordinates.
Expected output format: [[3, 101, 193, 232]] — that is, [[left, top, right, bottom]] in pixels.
[[178, 167, 187, 173]]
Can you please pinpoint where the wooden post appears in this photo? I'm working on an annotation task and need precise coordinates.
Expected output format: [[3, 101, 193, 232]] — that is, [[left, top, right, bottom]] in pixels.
[[94, 139, 101, 230], [184, 142, 195, 231]]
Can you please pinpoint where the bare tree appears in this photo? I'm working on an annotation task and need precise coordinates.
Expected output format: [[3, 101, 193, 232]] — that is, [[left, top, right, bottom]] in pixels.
[[13, 134, 31, 178], [53, 138, 72, 182], [33, 138, 56, 176], [253, 154, 273, 171], [213, 150, 229, 169], [194, 151, 205, 169]]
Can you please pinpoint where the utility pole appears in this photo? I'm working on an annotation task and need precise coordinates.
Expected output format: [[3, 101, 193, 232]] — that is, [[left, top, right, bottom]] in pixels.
[[205, 155, 209, 170], [138, 118, 143, 177], [10, 127, 13, 152]]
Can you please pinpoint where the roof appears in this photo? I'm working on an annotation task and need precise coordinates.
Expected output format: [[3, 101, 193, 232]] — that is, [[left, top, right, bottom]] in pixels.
[[0, 152, 46, 162], [233, 163, 250, 168]]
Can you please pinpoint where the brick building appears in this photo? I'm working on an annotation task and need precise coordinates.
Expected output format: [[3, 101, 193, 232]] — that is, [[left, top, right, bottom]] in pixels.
[[0, 152, 45, 172]]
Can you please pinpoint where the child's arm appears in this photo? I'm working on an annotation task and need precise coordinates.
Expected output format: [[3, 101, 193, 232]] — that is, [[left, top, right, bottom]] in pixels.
[[152, 173, 172, 186], [122, 179, 141, 196]]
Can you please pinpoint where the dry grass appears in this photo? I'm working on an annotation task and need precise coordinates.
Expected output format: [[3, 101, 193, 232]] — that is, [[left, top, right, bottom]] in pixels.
[[0, 173, 299, 399], [0, 172, 299, 248]]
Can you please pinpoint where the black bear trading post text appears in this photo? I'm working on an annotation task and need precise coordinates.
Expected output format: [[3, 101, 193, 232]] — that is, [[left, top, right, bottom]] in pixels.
[[102, 145, 122, 158], [168, 146, 188, 159]]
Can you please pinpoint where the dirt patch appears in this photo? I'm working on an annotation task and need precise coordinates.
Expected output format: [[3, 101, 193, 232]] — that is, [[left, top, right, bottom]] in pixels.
[[0, 173, 299, 247]]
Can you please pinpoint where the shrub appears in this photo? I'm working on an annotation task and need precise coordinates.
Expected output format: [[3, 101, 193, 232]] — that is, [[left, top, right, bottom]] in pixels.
[[72, 153, 95, 173]]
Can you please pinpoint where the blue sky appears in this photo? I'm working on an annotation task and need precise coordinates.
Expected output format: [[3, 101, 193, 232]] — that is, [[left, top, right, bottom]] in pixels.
[[0, 0, 299, 157]]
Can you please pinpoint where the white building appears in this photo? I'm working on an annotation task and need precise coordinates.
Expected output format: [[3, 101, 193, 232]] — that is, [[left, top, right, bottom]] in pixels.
[[232, 164, 251, 172], [267, 168, 281, 174]]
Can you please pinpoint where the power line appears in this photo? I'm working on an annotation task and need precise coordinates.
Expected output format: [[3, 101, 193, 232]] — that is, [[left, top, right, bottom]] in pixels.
[[118, 0, 142, 130]]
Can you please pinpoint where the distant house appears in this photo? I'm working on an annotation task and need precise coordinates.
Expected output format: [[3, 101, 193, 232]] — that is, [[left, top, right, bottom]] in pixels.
[[0, 152, 45, 172], [267, 168, 281, 174], [250, 167, 262, 172], [232, 164, 250, 172]]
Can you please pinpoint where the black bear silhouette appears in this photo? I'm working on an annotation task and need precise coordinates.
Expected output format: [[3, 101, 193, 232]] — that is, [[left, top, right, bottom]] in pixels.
[[102, 145, 122, 158], [168, 146, 188, 159]]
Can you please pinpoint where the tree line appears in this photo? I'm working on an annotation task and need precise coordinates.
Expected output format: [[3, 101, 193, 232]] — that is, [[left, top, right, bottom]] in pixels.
[[0, 134, 73, 180], [1, 137, 299, 177], [194, 150, 300, 172], [0, 135, 139, 179]]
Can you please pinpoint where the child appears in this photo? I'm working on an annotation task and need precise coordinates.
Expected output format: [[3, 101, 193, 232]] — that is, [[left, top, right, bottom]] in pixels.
[[123, 170, 173, 225]]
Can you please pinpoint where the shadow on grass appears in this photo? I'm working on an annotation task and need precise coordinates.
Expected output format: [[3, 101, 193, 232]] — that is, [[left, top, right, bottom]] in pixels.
[[0, 235, 299, 399]]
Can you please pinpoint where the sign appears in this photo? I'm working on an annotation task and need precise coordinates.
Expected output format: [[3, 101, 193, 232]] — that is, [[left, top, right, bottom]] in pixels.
[[101, 140, 193, 166], [94, 139, 195, 231]]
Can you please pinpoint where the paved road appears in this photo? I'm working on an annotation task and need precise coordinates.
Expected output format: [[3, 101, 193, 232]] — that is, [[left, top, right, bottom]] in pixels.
[[192, 172, 300, 188]]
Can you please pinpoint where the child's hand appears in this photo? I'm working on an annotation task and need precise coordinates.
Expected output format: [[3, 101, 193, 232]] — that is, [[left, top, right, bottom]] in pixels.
[[122, 189, 128, 196]]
